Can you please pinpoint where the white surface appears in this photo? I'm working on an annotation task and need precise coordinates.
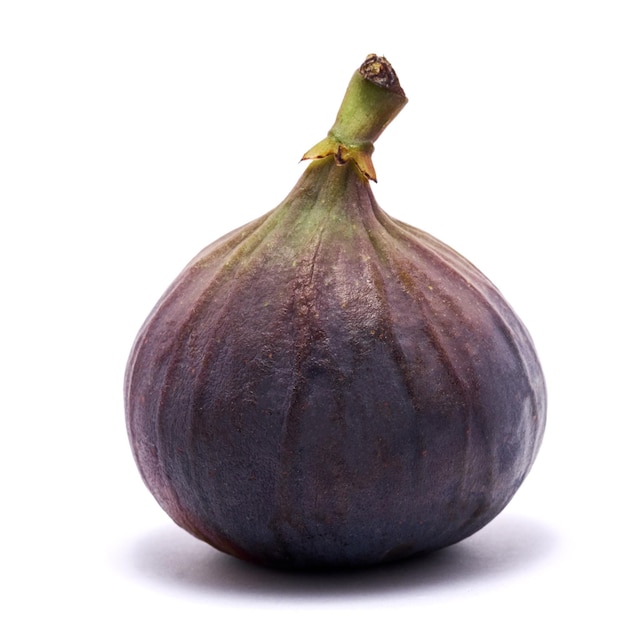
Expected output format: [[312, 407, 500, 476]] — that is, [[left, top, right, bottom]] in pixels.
[[2, 1, 624, 623]]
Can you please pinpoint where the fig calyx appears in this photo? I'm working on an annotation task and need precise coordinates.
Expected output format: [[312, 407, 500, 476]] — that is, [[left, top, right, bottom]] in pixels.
[[125, 54, 546, 569]]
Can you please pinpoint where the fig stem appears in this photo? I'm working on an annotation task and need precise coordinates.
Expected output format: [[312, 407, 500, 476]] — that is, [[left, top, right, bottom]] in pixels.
[[302, 54, 408, 182]]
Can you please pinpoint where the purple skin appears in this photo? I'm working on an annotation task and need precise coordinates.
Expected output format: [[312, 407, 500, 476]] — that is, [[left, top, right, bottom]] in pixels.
[[125, 157, 546, 569]]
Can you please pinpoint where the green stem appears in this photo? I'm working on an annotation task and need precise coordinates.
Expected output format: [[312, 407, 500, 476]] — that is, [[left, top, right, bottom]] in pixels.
[[302, 54, 408, 182]]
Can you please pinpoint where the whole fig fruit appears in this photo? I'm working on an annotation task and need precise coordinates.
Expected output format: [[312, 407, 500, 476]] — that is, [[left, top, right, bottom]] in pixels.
[[125, 55, 546, 569]]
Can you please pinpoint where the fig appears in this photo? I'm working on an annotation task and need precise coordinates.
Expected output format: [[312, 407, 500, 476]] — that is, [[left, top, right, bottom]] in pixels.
[[125, 55, 546, 569]]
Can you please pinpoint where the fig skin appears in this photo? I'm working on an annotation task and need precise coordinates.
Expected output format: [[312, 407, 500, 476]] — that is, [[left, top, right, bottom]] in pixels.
[[125, 156, 546, 569]]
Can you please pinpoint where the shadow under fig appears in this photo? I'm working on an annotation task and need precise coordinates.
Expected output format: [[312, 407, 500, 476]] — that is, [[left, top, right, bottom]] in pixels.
[[123, 514, 558, 598]]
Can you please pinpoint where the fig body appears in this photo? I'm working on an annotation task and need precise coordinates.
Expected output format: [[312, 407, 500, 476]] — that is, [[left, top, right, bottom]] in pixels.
[[125, 57, 546, 569]]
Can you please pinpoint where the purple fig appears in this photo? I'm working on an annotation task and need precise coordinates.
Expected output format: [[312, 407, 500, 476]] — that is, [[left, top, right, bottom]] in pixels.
[[125, 55, 546, 569]]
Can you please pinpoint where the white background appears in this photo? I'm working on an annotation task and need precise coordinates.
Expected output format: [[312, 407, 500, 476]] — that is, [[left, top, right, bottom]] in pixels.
[[2, 1, 625, 623]]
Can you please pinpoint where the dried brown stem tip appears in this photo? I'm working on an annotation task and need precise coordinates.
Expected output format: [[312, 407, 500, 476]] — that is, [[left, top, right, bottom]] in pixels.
[[359, 54, 406, 98]]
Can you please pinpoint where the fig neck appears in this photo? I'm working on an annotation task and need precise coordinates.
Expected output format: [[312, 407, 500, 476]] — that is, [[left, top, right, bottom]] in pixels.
[[290, 156, 378, 225]]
